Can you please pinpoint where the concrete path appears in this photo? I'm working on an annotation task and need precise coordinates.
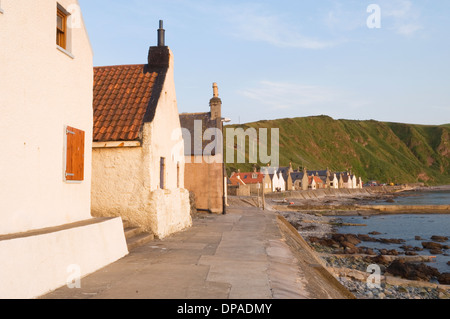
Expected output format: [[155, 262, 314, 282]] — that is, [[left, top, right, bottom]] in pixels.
[[41, 206, 349, 299]]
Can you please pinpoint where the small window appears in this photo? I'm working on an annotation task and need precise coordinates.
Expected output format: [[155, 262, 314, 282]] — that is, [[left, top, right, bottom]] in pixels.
[[57, 6, 67, 49], [65, 126, 85, 182], [160, 157, 166, 189], [176, 162, 180, 188]]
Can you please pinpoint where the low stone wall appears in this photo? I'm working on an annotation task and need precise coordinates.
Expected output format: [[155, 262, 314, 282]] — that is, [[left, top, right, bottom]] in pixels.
[[266, 187, 400, 200], [228, 185, 251, 197], [357, 205, 450, 214]]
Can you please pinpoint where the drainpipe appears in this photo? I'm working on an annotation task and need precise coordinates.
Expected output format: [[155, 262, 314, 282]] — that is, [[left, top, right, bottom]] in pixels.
[[221, 117, 231, 215]]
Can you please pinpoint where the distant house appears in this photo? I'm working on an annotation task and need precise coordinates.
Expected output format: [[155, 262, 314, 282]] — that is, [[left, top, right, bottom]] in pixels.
[[0, 0, 127, 299], [308, 175, 325, 190], [290, 171, 303, 191], [179, 83, 225, 214], [338, 172, 357, 189], [289, 167, 362, 191], [91, 22, 192, 239], [278, 164, 294, 191], [261, 166, 285, 192], [327, 173, 339, 189], [271, 171, 286, 192], [229, 169, 270, 195], [356, 176, 363, 189], [308, 176, 317, 190]]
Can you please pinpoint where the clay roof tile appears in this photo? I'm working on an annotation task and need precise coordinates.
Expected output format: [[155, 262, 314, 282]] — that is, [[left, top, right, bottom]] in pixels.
[[93, 64, 166, 142]]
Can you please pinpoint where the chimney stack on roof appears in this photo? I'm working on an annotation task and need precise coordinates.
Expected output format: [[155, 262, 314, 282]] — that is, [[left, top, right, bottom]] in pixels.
[[148, 20, 170, 68], [210, 82, 222, 121]]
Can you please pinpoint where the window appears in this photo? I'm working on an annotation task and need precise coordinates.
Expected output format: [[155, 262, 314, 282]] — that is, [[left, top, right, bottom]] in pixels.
[[57, 6, 67, 49], [160, 158, 166, 189], [176, 162, 180, 189], [65, 126, 85, 182]]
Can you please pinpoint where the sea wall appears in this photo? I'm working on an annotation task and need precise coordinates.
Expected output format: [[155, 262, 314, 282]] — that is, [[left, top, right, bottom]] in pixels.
[[357, 205, 450, 214], [266, 186, 402, 200]]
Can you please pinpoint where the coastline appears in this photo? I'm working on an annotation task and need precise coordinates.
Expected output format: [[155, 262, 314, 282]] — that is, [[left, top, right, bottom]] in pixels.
[[270, 186, 450, 216], [268, 187, 450, 299]]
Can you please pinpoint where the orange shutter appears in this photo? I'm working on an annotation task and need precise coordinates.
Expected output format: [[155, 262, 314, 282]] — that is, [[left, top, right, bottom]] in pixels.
[[65, 126, 85, 182]]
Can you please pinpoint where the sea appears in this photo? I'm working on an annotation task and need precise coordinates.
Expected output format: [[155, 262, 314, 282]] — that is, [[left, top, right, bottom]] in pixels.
[[336, 188, 450, 274]]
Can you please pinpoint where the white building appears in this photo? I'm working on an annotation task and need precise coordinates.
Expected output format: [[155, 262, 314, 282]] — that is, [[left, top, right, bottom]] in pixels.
[[91, 21, 192, 239], [0, 0, 128, 299]]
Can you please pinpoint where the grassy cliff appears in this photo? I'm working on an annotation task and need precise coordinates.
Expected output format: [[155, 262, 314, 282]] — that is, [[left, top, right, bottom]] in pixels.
[[224, 116, 450, 185]]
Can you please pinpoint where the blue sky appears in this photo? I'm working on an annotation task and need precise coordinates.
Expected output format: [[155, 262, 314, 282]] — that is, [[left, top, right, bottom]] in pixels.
[[78, 0, 450, 125]]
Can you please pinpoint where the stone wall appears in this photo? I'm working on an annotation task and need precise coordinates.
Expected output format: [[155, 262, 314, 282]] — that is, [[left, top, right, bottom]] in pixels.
[[184, 155, 224, 214]]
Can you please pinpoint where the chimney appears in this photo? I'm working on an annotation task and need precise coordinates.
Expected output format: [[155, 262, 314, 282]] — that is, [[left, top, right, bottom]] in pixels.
[[213, 83, 219, 98], [148, 20, 170, 68], [210, 82, 222, 121], [158, 20, 165, 47]]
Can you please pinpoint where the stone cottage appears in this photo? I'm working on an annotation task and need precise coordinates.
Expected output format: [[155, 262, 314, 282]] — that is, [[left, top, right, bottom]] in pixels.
[[0, 0, 128, 299], [179, 83, 225, 214], [91, 21, 192, 239]]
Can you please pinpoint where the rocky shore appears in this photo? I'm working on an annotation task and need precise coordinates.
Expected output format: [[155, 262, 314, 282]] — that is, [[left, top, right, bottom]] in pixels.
[[279, 210, 450, 299]]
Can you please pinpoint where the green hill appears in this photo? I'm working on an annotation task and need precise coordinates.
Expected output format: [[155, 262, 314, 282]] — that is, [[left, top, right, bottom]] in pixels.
[[224, 116, 450, 185]]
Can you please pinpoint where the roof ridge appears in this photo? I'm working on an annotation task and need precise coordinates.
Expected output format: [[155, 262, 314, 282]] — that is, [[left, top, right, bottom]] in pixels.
[[94, 64, 146, 69], [180, 112, 211, 116]]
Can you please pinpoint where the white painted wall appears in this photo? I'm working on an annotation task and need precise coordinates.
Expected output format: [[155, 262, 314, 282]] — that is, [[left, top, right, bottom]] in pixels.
[[277, 172, 286, 192], [146, 48, 186, 191], [0, 218, 128, 299], [0, 0, 128, 299], [0, 0, 94, 235]]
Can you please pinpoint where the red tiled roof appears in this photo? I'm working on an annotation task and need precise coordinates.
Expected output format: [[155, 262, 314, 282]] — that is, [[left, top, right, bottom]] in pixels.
[[230, 172, 265, 186], [93, 64, 161, 142], [309, 176, 325, 185]]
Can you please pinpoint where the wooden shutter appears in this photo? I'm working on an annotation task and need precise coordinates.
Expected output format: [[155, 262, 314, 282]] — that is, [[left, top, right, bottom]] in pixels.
[[65, 126, 85, 182]]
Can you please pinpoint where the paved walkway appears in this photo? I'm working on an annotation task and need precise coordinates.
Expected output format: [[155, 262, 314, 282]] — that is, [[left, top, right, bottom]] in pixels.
[[41, 206, 349, 299]]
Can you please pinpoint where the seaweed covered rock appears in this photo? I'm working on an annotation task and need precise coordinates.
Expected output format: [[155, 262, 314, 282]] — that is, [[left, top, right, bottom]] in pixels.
[[386, 259, 440, 282], [431, 236, 448, 243], [438, 273, 450, 285]]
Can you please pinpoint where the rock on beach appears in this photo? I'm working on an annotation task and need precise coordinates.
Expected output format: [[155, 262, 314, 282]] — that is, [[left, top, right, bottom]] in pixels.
[[431, 236, 449, 243]]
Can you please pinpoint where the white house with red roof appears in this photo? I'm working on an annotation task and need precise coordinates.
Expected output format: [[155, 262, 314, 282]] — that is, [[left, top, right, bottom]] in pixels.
[[90, 21, 191, 239]]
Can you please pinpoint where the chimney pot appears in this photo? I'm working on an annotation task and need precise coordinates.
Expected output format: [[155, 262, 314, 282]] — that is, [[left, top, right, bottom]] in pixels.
[[213, 83, 219, 98], [158, 20, 165, 47]]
